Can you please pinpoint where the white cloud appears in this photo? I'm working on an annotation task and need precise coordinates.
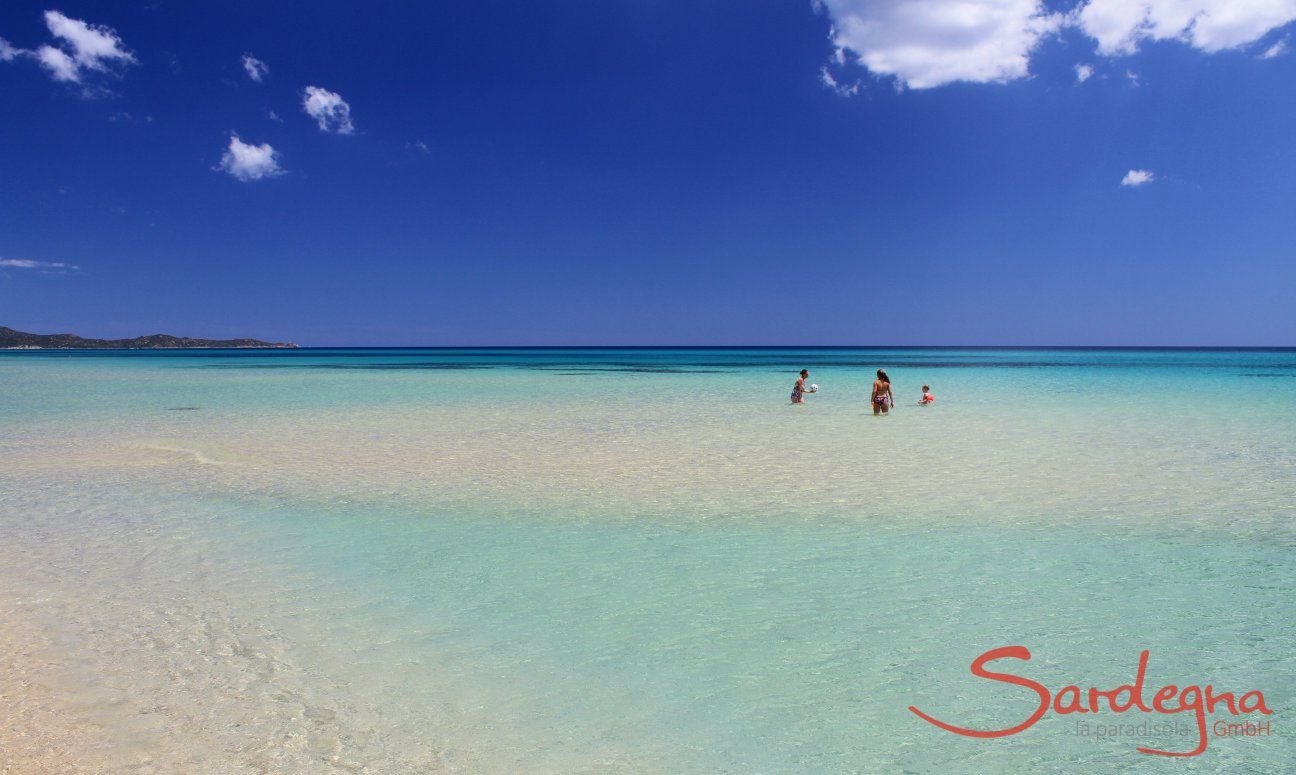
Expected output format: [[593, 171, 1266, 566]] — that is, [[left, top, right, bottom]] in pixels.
[[0, 258, 78, 270], [1077, 1, 1296, 55], [302, 86, 355, 134], [819, 66, 861, 96], [2, 12, 136, 85], [1260, 36, 1289, 58], [818, 0, 1064, 89], [816, 1, 1296, 90], [215, 135, 284, 181], [242, 53, 268, 82], [1074, 62, 1094, 82], [44, 10, 135, 74], [35, 44, 79, 82], [407, 139, 430, 153], [1121, 168, 1155, 186]]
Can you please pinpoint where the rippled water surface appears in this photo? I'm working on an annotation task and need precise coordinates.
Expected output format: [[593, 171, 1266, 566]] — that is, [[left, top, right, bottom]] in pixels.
[[1, 348, 1293, 772]]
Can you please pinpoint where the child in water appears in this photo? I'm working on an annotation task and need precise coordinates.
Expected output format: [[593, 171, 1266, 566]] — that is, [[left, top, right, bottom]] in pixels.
[[919, 385, 935, 405]]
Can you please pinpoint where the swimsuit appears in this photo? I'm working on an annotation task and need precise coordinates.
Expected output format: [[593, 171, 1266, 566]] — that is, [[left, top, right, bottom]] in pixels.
[[792, 383, 804, 401]]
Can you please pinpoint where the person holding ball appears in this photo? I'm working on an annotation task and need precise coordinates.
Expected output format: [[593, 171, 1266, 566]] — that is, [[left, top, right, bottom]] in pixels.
[[791, 369, 816, 404]]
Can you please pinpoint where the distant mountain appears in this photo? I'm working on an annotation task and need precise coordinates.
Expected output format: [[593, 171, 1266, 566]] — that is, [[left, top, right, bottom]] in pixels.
[[0, 326, 297, 349]]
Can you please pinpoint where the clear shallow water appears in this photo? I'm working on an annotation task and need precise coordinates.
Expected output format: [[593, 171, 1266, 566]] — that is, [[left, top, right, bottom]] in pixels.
[[1, 348, 1293, 772]]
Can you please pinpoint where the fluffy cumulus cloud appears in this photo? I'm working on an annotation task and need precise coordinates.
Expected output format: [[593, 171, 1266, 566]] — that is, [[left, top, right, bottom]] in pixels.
[[1121, 168, 1155, 186], [1074, 62, 1094, 82], [242, 53, 269, 82], [1, 11, 136, 86], [0, 258, 78, 270], [819, 0, 1063, 89], [302, 86, 355, 134], [215, 135, 284, 182], [40, 10, 136, 81], [817, 0, 1296, 89], [35, 44, 79, 81], [1077, 0, 1296, 55]]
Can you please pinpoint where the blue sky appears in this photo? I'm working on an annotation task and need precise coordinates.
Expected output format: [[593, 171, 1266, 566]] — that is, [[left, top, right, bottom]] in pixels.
[[1, 1, 1293, 346]]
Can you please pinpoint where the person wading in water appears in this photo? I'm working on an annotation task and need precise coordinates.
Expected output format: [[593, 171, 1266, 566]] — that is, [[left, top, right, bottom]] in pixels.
[[871, 369, 894, 415], [791, 369, 811, 404]]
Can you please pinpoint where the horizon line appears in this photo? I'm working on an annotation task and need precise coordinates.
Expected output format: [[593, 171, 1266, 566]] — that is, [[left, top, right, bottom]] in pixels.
[[5, 344, 1296, 352]]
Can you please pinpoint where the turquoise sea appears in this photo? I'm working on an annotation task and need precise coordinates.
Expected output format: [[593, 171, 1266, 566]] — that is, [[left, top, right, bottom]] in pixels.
[[1, 348, 1293, 773]]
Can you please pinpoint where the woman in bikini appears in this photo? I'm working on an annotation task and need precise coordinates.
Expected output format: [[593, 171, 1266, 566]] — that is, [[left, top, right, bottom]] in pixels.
[[871, 369, 894, 415]]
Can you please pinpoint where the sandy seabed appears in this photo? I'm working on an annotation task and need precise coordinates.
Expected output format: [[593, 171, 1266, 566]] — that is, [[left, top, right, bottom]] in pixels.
[[1, 602, 116, 774]]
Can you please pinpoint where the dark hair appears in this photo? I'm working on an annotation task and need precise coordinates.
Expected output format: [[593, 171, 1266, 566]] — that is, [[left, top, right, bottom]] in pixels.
[[877, 369, 889, 383], [800, 369, 809, 377], [922, 384, 930, 391]]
